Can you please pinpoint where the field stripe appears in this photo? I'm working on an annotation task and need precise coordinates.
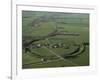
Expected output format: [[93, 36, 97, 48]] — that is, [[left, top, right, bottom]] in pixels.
[[45, 38, 79, 66], [43, 46, 78, 66], [43, 47, 64, 60]]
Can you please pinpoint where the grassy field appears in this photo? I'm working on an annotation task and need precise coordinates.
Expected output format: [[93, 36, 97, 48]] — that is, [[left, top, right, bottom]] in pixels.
[[22, 11, 89, 69]]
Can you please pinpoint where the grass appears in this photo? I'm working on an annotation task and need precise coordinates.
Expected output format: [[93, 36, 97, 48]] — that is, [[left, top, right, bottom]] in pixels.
[[22, 11, 89, 69]]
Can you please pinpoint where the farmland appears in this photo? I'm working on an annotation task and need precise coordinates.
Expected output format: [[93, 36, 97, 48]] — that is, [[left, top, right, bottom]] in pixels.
[[22, 11, 89, 69]]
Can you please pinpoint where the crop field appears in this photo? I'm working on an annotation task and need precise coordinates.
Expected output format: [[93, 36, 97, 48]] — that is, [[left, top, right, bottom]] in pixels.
[[22, 11, 89, 69]]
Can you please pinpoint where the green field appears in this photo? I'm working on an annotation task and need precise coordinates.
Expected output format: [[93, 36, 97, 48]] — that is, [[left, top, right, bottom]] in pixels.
[[22, 11, 89, 69]]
